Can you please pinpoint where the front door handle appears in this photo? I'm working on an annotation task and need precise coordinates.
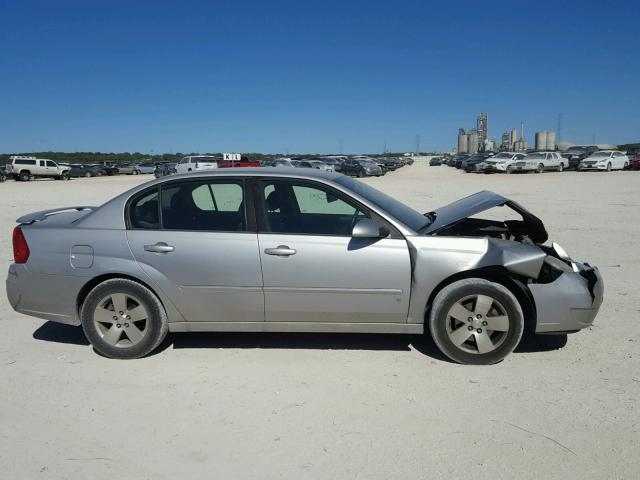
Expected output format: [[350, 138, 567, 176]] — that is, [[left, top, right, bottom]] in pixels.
[[264, 245, 297, 256], [144, 242, 175, 253]]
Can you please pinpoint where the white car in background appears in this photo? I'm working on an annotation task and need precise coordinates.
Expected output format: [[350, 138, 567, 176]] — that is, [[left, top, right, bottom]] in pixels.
[[175, 155, 219, 174], [578, 151, 629, 171], [510, 152, 568, 173], [480, 152, 527, 173]]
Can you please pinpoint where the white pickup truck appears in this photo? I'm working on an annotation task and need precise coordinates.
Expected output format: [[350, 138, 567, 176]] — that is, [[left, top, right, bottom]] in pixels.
[[174, 155, 219, 174], [510, 152, 569, 173], [6, 156, 71, 181]]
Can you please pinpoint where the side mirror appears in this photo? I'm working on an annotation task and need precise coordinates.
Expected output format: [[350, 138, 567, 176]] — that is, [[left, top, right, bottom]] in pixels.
[[352, 218, 389, 239]]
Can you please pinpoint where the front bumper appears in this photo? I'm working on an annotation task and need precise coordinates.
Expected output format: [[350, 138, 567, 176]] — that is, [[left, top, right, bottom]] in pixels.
[[530, 262, 604, 333]]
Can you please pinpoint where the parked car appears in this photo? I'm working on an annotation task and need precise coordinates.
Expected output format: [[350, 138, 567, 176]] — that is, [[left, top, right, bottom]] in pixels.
[[270, 159, 297, 168], [295, 160, 334, 172], [218, 156, 261, 168], [175, 156, 219, 174], [509, 152, 568, 173], [561, 145, 599, 169], [320, 158, 344, 172], [429, 157, 443, 166], [578, 151, 629, 171], [454, 155, 470, 168], [69, 164, 108, 178], [153, 163, 177, 178], [7, 169, 603, 364], [479, 152, 527, 173], [462, 153, 494, 172], [115, 164, 142, 175], [6, 156, 71, 181], [625, 146, 640, 170], [136, 163, 157, 174], [341, 159, 383, 177]]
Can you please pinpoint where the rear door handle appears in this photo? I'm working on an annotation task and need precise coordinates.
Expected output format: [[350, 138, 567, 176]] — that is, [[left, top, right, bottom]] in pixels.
[[264, 245, 297, 256], [144, 242, 175, 253]]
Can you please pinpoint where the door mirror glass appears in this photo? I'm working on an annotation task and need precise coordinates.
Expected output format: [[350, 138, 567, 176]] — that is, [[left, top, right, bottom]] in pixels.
[[352, 218, 389, 238]]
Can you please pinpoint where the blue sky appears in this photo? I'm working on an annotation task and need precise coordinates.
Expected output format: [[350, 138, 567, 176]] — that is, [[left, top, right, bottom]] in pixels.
[[1, 0, 638, 153]]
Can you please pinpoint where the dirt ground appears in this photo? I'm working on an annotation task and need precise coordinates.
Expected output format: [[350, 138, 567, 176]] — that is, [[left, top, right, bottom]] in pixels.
[[1, 165, 638, 479]]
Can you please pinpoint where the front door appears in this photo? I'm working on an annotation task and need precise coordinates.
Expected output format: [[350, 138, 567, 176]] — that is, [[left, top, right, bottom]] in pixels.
[[126, 178, 264, 323], [256, 179, 411, 324]]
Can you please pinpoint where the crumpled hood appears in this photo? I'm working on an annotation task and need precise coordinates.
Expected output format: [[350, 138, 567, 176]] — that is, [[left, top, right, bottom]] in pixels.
[[422, 190, 549, 244]]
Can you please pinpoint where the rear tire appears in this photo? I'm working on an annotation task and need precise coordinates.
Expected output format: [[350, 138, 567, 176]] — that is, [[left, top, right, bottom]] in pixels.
[[81, 279, 168, 359], [428, 278, 524, 365], [19, 171, 31, 182], [85, 172, 92, 178]]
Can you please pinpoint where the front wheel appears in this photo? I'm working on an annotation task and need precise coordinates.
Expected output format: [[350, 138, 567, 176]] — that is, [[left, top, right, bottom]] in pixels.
[[19, 171, 31, 182], [428, 278, 524, 365], [557, 163, 564, 172], [606, 162, 612, 172], [536, 163, 544, 174], [81, 279, 168, 359]]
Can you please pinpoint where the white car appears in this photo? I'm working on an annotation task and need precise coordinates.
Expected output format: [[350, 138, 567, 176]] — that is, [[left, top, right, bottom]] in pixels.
[[510, 152, 568, 173], [480, 152, 527, 173], [578, 151, 629, 171], [5, 156, 71, 181], [175, 155, 219, 174]]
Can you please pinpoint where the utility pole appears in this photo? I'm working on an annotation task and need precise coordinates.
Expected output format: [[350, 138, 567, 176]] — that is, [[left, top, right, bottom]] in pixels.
[[557, 113, 562, 143], [415, 135, 420, 155]]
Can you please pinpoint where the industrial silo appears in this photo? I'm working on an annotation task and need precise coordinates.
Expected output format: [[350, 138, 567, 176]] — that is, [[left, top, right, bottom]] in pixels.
[[535, 132, 548, 151], [457, 132, 468, 154], [467, 132, 479, 154], [511, 128, 518, 148], [546, 131, 556, 150]]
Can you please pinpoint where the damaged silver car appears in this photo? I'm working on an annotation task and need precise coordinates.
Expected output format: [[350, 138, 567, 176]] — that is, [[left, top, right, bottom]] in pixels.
[[6, 169, 603, 364]]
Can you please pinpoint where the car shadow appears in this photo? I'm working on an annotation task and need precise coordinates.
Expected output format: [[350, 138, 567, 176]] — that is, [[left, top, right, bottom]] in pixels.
[[32, 321, 90, 346], [32, 322, 567, 361]]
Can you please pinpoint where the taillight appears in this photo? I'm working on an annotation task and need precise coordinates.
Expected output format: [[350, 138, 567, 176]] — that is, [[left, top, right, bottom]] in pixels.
[[12, 226, 30, 264]]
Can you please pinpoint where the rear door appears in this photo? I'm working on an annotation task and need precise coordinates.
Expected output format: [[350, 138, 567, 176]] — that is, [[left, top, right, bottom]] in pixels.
[[126, 178, 264, 323], [255, 178, 411, 324]]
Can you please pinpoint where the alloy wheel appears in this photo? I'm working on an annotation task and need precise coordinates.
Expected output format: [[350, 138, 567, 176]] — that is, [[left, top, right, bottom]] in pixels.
[[445, 294, 510, 354], [93, 293, 149, 348]]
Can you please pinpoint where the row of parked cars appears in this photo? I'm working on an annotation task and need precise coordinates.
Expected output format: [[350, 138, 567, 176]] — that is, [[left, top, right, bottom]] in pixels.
[[0, 156, 164, 182], [432, 146, 640, 173]]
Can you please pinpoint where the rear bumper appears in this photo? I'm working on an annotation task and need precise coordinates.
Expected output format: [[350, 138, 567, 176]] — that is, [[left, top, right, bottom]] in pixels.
[[6, 264, 82, 326], [530, 263, 604, 333]]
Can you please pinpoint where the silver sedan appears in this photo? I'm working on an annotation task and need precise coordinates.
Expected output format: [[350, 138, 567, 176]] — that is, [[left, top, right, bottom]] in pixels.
[[6, 169, 603, 364]]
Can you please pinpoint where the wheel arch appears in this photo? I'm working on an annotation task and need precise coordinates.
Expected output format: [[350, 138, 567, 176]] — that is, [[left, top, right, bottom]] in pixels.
[[423, 266, 537, 334], [76, 273, 167, 319]]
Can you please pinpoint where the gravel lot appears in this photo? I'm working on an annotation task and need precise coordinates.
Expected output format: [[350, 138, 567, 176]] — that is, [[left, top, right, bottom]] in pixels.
[[1, 165, 638, 479]]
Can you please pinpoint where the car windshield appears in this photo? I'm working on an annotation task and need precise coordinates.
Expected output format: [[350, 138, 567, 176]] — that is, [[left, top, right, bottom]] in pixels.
[[590, 152, 610, 157], [335, 176, 429, 232], [491, 153, 513, 159], [526, 153, 545, 159]]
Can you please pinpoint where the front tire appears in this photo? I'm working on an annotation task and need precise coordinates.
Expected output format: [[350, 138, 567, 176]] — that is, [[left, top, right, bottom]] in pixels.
[[19, 171, 31, 182], [536, 163, 544, 174], [606, 162, 612, 172], [557, 163, 564, 172], [81, 279, 168, 359], [428, 278, 524, 365]]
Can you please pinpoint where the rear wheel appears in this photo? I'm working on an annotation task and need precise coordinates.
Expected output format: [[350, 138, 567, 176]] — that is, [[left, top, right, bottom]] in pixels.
[[623, 161, 629, 170], [357, 170, 364, 177], [81, 279, 168, 359], [19, 171, 31, 182], [85, 172, 92, 178], [428, 278, 524, 365], [506, 165, 513, 174], [133, 169, 140, 175]]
